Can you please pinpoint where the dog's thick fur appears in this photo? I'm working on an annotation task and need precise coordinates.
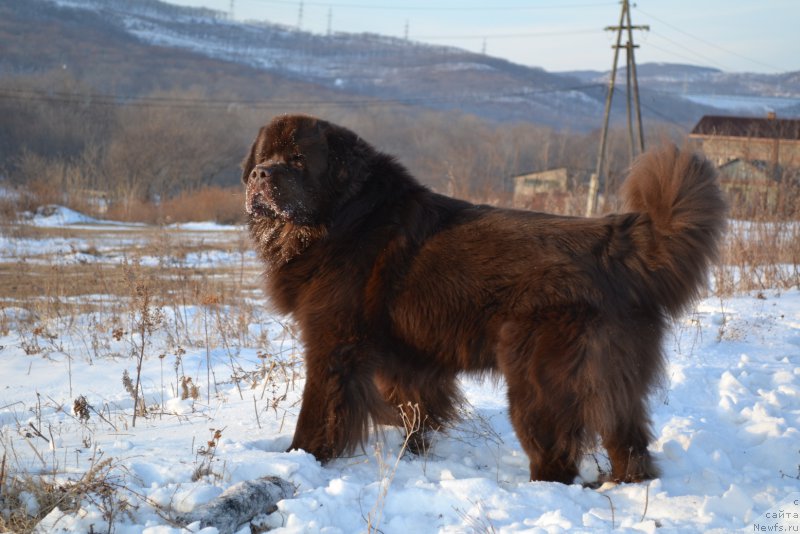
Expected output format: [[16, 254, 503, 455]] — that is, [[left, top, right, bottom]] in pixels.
[[242, 114, 726, 484]]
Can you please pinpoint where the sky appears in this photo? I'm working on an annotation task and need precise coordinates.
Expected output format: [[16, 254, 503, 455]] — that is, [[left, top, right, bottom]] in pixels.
[[163, 0, 799, 74]]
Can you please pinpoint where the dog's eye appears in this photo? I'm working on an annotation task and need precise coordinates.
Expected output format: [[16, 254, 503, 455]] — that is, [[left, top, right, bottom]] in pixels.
[[289, 154, 305, 169]]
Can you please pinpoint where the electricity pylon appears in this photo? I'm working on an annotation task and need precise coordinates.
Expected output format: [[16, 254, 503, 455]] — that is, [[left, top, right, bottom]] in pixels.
[[586, 0, 649, 216]]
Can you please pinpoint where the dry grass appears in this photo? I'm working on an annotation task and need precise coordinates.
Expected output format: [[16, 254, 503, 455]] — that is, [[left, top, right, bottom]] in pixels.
[[103, 186, 245, 226], [715, 218, 800, 294], [0, 221, 305, 532], [0, 448, 133, 533], [0, 182, 245, 227], [0, 225, 262, 313]]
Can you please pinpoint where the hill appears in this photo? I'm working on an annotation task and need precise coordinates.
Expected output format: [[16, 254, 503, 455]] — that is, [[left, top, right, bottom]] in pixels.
[[8, 0, 799, 131], [565, 63, 800, 116]]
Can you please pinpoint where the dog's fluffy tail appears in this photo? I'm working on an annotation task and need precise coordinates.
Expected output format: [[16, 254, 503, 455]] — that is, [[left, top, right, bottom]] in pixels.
[[620, 145, 727, 317]]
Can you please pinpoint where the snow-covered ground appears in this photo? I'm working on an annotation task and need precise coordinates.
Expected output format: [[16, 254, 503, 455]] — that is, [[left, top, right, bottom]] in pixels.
[[1, 209, 799, 533], [24, 205, 109, 227]]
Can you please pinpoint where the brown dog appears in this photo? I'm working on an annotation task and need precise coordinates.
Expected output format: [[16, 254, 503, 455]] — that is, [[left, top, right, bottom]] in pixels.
[[242, 114, 726, 484]]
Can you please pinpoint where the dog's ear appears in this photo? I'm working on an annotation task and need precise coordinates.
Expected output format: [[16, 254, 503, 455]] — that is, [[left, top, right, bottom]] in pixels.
[[241, 126, 268, 183]]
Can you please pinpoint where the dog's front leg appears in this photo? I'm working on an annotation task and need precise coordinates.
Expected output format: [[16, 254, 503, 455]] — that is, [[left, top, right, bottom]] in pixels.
[[288, 342, 388, 463], [287, 365, 340, 462]]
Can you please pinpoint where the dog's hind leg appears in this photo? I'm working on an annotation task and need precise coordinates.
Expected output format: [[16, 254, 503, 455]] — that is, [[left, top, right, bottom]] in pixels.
[[497, 314, 589, 483], [601, 403, 659, 483], [505, 373, 583, 483], [585, 318, 663, 484]]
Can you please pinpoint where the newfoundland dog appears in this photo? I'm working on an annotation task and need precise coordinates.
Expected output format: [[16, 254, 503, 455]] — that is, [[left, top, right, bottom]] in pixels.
[[242, 114, 726, 484]]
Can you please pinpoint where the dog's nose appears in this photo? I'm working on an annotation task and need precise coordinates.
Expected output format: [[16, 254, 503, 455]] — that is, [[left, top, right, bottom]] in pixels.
[[250, 164, 270, 181]]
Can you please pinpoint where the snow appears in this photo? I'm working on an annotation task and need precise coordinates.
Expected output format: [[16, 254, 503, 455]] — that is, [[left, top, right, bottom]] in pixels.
[[166, 221, 236, 232], [1, 208, 799, 533], [433, 62, 496, 73], [26, 204, 105, 227], [0, 207, 251, 268]]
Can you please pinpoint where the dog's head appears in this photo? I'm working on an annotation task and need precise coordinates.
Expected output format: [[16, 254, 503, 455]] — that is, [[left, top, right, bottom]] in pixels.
[[241, 114, 370, 227]]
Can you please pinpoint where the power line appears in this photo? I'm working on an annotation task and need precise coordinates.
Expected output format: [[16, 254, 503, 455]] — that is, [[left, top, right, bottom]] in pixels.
[[611, 87, 689, 131], [50, 4, 600, 56], [641, 39, 730, 72], [414, 28, 599, 41], [243, 0, 617, 11], [646, 31, 732, 72], [1, 84, 692, 132], [0, 84, 606, 110], [633, 5, 783, 72], [637, 101, 687, 131]]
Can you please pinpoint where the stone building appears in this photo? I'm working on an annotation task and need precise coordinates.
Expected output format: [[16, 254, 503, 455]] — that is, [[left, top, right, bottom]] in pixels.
[[689, 113, 800, 216], [689, 113, 800, 168]]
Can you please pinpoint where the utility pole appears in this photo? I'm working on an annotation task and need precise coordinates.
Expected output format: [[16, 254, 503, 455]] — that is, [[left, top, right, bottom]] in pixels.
[[297, 1, 304, 30], [327, 7, 332, 36], [229, 0, 234, 20], [585, 0, 649, 216]]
